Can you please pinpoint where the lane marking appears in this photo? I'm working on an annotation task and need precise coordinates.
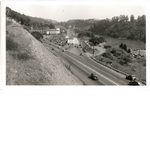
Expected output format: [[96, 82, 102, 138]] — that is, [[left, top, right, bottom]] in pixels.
[[45, 43, 119, 85], [63, 53, 119, 85], [45, 45, 106, 85]]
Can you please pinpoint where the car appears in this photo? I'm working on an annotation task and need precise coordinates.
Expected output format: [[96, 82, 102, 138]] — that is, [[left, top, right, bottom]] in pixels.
[[128, 80, 141, 85], [62, 49, 65, 52], [125, 75, 136, 80], [88, 73, 99, 80]]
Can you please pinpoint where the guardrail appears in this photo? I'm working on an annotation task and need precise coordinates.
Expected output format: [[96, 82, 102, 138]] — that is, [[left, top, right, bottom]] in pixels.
[[91, 57, 146, 85]]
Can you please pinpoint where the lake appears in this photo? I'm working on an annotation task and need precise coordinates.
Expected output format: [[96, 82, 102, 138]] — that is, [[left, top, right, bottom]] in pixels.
[[103, 36, 146, 50]]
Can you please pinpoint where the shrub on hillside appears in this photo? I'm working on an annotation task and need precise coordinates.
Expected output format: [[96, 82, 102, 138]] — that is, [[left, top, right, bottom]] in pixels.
[[89, 37, 106, 46], [101, 52, 113, 60], [31, 31, 43, 41], [6, 36, 18, 51], [119, 55, 132, 65], [110, 48, 122, 57], [104, 45, 111, 49]]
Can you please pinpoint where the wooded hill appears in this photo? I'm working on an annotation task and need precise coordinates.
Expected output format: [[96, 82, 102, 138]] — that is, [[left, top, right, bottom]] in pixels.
[[59, 19, 98, 29], [60, 15, 146, 42], [6, 7, 56, 29], [90, 15, 146, 42]]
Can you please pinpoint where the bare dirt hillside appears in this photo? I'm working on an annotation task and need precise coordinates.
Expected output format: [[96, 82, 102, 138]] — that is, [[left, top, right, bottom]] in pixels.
[[6, 18, 83, 85]]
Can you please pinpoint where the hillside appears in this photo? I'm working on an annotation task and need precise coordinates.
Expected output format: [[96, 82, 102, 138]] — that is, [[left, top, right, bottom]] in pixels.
[[6, 7, 56, 29], [6, 18, 83, 85]]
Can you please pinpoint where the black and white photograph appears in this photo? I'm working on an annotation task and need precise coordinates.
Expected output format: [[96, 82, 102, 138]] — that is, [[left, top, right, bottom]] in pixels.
[[5, 3, 146, 86], [0, 1, 150, 150]]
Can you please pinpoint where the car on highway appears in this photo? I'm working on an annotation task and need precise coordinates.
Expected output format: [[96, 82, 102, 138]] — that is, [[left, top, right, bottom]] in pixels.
[[128, 80, 141, 86], [125, 75, 136, 80], [88, 73, 99, 80]]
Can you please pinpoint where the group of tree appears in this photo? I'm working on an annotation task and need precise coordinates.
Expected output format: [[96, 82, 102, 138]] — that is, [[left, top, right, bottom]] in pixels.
[[119, 43, 131, 53], [77, 30, 94, 38], [6, 7, 55, 29], [89, 36, 106, 46], [6, 7, 31, 26], [31, 31, 43, 41], [89, 14, 146, 42]]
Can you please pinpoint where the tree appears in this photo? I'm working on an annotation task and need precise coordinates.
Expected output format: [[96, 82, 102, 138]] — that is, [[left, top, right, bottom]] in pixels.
[[125, 15, 129, 22], [111, 16, 119, 24], [123, 44, 127, 51], [119, 43, 124, 49], [137, 15, 146, 26], [130, 14, 135, 23], [127, 49, 131, 53], [89, 37, 100, 46], [31, 31, 43, 41], [119, 15, 126, 23]]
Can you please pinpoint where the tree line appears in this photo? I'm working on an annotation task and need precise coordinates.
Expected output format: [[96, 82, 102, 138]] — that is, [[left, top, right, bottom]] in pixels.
[[89, 14, 146, 42], [6, 7, 55, 29]]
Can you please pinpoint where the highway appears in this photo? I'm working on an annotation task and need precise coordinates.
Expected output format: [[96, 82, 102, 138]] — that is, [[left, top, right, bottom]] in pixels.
[[44, 42, 129, 85]]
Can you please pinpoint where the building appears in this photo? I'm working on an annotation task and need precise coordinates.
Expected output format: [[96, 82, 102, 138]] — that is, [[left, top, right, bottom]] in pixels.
[[30, 27, 60, 35]]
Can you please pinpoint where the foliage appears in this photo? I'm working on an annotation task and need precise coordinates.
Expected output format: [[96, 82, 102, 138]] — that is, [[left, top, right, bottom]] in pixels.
[[119, 43, 127, 50], [6, 36, 18, 51], [101, 52, 113, 60], [77, 30, 94, 38], [89, 14, 146, 42], [6, 36, 32, 61], [101, 47, 133, 65], [6, 7, 55, 29], [89, 36, 106, 46], [104, 45, 111, 49], [31, 31, 43, 40]]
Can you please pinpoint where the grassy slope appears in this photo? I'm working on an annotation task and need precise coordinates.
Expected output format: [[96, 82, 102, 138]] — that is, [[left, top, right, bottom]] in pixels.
[[95, 46, 146, 83], [6, 18, 83, 85]]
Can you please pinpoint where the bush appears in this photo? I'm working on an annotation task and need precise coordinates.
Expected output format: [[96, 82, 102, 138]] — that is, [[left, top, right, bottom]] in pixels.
[[6, 36, 18, 51], [104, 45, 111, 49], [101, 52, 113, 60], [31, 31, 43, 41], [127, 49, 131, 53], [12, 52, 32, 61], [119, 55, 132, 65], [110, 49, 116, 54]]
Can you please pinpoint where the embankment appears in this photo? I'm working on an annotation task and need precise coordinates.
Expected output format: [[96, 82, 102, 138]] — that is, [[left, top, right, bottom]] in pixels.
[[6, 18, 83, 85]]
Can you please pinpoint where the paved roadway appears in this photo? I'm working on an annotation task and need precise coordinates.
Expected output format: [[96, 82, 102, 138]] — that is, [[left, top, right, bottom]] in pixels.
[[44, 42, 129, 85], [67, 29, 79, 45]]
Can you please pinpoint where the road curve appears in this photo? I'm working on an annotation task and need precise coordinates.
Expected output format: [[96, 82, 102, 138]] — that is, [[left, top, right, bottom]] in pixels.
[[44, 43, 129, 85]]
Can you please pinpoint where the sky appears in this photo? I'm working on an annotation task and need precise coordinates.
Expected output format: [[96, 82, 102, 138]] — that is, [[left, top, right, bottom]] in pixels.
[[7, 4, 146, 22]]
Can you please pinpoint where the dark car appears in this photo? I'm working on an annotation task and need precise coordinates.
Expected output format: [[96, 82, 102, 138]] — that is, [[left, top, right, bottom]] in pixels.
[[89, 73, 99, 80], [126, 75, 136, 80], [128, 80, 141, 86]]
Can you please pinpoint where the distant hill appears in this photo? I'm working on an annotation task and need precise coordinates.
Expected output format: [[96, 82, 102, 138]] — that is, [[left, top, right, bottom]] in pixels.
[[60, 16, 146, 43], [59, 19, 99, 29]]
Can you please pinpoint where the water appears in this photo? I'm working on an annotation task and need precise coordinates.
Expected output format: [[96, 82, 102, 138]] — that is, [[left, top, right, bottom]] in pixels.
[[103, 36, 146, 50]]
